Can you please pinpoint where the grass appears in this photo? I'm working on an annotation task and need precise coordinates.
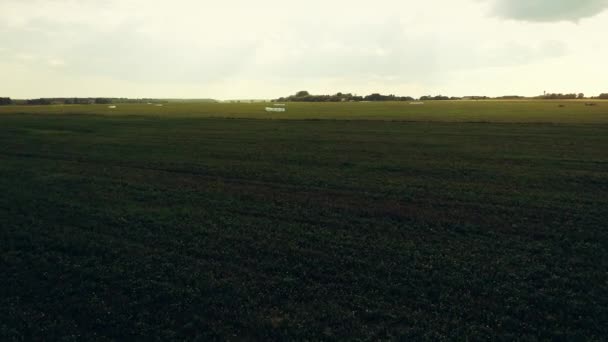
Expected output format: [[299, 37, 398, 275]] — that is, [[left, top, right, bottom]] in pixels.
[[1, 99, 608, 123], [1, 101, 607, 340]]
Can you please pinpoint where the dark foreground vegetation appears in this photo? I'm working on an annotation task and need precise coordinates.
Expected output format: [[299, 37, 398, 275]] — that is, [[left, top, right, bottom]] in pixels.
[[1, 106, 607, 340]]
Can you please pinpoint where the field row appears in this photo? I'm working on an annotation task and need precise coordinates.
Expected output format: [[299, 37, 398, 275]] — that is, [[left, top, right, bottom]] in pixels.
[[1, 100, 608, 123]]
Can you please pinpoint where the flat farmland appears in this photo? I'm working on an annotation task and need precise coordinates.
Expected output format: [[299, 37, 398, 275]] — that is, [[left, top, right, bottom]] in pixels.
[[1, 99, 608, 122], [1, 101, 607, 340]]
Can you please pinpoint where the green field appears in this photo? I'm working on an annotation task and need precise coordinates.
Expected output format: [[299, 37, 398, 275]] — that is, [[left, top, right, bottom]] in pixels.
[[1, 101, 607, 340], [1, 99, 608, 123]]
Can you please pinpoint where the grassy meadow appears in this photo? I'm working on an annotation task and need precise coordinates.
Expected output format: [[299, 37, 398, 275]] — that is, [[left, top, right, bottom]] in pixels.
[[1, 99, 608, 122], [1, 101, 607, 340]]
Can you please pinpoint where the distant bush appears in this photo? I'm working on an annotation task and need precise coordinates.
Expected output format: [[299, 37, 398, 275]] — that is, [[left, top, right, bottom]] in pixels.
[[0, 97, 12, 105]]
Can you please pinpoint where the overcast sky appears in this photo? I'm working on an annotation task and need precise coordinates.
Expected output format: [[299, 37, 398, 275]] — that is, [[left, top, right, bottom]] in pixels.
[[1, 0, 607, 99]]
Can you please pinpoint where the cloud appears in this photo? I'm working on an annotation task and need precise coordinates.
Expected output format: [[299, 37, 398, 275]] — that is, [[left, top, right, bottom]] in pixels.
[[490, 0, 608, 22], [47, 59, 66, 68], [0, 0, 607, 98]]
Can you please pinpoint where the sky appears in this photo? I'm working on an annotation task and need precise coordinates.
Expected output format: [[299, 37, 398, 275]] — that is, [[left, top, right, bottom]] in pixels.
[[1, 0, 607, 99]]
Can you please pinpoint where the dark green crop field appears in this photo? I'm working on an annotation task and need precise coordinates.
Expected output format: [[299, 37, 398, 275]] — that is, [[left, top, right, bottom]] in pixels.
[[1, 102, 607, 340]]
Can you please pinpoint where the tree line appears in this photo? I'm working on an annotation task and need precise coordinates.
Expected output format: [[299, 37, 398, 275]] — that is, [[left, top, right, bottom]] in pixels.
[[2, 93, 608, 106], [0, 98, 169, 106], [538, 93, 583, 100], [539, 93, 608, 100], [274, 91, 608, 102], [275, 91, 415, 102]]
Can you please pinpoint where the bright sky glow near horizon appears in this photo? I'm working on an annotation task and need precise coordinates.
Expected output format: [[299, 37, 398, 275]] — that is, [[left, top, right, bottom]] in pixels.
[[1, 0, 607, 100]]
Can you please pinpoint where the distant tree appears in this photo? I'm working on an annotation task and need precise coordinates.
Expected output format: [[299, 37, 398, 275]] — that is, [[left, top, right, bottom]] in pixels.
[[362, 93, 414, 101], [539, 93, 577, 100], [599, 93, 608, 100], [26, 98, 51, 105], [0, 97, 12, 105], [94, 98, 112, 104], [578, 93, 585, 99], [295, 91, 310, 97], [364, 93, 384, 101], [74, 98, 94, 105], [398, 96, 415, 101], [498, 95, 524, 99], [420, 95, 450, 101]]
